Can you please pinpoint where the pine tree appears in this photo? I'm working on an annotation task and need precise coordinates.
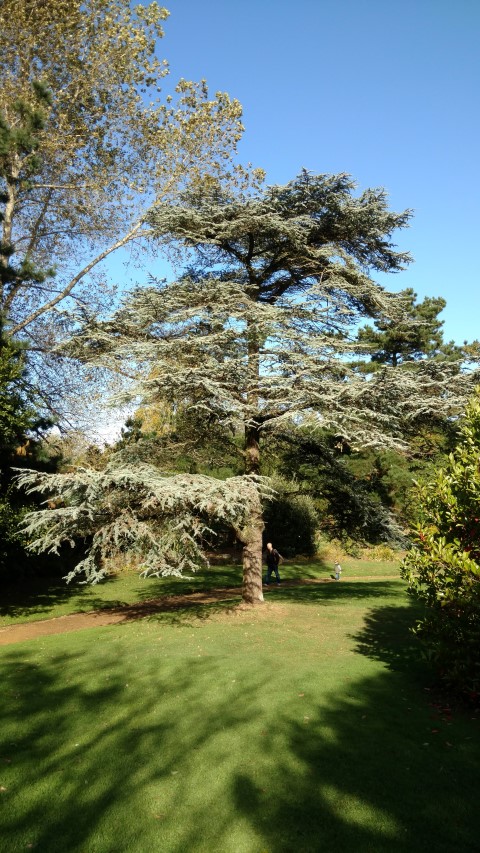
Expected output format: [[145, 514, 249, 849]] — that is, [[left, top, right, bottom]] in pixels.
[[0, 316, 53, 577], [356, 289, 447, 367], [0, 320, 40, 457], [18, 173, 477, 603], [355, 287, 479, 369]]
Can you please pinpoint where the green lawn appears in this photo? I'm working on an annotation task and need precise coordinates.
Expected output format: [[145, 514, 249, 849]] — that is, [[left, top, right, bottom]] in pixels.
[[0, 557, 397, 627], [1, 566, 480, 852]]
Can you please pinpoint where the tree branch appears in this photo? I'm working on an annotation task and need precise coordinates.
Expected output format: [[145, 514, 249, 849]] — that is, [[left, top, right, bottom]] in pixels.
[[8, 220, 151, 335]]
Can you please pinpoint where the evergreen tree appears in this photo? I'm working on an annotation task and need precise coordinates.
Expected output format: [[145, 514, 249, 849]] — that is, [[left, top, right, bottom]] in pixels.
[[356, 289, 448, 367], [355, 287, 480, 377], [0, 322, 39, 457], [275, 430, 409, 545], [18, 173, 476, 603], [354, 288, 480, 451], [272, 384, 461, 545], [0, 317, 53, 577]]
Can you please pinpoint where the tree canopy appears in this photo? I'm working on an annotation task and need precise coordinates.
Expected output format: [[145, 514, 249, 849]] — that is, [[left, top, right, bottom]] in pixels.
[[0, 320, 47, 458], [0, 315, 55, 578], [357, 289, 448, 367], [18, 172, 477, 603], [1, 0, 245, 418], [356, 287, 480, 370]]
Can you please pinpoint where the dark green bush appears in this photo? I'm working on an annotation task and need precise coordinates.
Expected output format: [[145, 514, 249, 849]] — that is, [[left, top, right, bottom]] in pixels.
[[263, 492, 318, 558], [402, 391, 480, 701]]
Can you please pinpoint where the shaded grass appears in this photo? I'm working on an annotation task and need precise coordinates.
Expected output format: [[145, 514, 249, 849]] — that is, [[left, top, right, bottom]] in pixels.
[[0, 557, 399, 627], [0, 566, 244, 627], [1, 578, 480, 852]]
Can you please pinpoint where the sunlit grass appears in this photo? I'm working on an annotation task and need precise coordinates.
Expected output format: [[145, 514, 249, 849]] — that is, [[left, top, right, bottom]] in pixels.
[[0, 558, 400, 627], [1, 575, 479, 852]]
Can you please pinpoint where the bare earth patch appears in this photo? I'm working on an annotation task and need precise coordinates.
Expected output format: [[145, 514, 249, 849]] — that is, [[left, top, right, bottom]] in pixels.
[[0, 576, 399, 645]]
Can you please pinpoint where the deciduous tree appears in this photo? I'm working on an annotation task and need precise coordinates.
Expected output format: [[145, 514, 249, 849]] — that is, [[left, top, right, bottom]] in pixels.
[[1, 0, 245, 415]]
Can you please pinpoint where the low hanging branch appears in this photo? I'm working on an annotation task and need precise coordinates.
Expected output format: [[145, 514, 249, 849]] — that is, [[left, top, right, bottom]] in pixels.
[[16, 465, 273, 584]]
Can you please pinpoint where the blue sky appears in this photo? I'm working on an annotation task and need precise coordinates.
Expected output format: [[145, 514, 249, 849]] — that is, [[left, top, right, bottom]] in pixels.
[[153, 0, 480, 345]]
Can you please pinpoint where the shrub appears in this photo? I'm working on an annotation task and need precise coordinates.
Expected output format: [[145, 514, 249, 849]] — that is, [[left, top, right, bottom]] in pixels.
[[0, 495, 27, 578], [401, 391, 480, 700], [362, 543, 399, 562]]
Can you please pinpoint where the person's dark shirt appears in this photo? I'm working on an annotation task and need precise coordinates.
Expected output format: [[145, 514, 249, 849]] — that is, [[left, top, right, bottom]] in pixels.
[[266, 549, 280, 569]]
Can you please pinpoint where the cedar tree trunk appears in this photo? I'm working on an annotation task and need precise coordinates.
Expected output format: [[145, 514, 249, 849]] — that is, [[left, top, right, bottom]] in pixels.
[[239, 420, 265, 604]]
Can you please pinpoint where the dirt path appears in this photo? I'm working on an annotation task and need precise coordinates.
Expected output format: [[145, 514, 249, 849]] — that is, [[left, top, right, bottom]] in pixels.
[[0, 576, 399, 646]]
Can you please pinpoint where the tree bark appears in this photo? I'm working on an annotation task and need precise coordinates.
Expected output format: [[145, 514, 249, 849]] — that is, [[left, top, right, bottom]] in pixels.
[[0, 161, 19, 305], [7, 220, 146, 335], [237, 493, 264, 605], [239, 413, 265, 603], [239, 319, 265, 604]]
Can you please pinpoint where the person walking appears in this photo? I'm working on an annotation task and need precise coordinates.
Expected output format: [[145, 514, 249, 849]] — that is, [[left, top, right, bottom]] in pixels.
[[264, 542, 283, 585]]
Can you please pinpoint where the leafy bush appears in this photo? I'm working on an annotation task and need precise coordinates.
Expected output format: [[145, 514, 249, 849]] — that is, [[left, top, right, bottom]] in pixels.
[[0, 490, 81, 582], [401, 391, 480, 700], [0, 494, 27, 578], [0, 318, 64, 581], [363, 543, 399, 562]]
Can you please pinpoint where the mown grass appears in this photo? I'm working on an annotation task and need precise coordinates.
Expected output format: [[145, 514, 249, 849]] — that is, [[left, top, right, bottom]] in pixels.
[[1, 573, 480, 852], [0, 557, 398, 627]]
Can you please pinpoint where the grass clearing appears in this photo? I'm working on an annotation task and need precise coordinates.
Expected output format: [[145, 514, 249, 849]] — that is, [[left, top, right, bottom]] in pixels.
[[1, 569, 480, 851], [0, 557, 398, 627]]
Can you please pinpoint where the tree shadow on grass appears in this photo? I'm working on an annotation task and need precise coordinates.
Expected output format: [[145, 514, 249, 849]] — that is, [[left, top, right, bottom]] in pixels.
[[230, 600, 480, 852], [0, 559, 337, 627], [350, 602, 426, 673], [0, 575, 123, 622], [272, 579, 406, 605], [0, 567, 245, 625], [1, 599, 480, 853], [122, 596, 241, 627], [232, 673, 480, 852], [131, 566, 245, 600], [0, 642, 268, 853]]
